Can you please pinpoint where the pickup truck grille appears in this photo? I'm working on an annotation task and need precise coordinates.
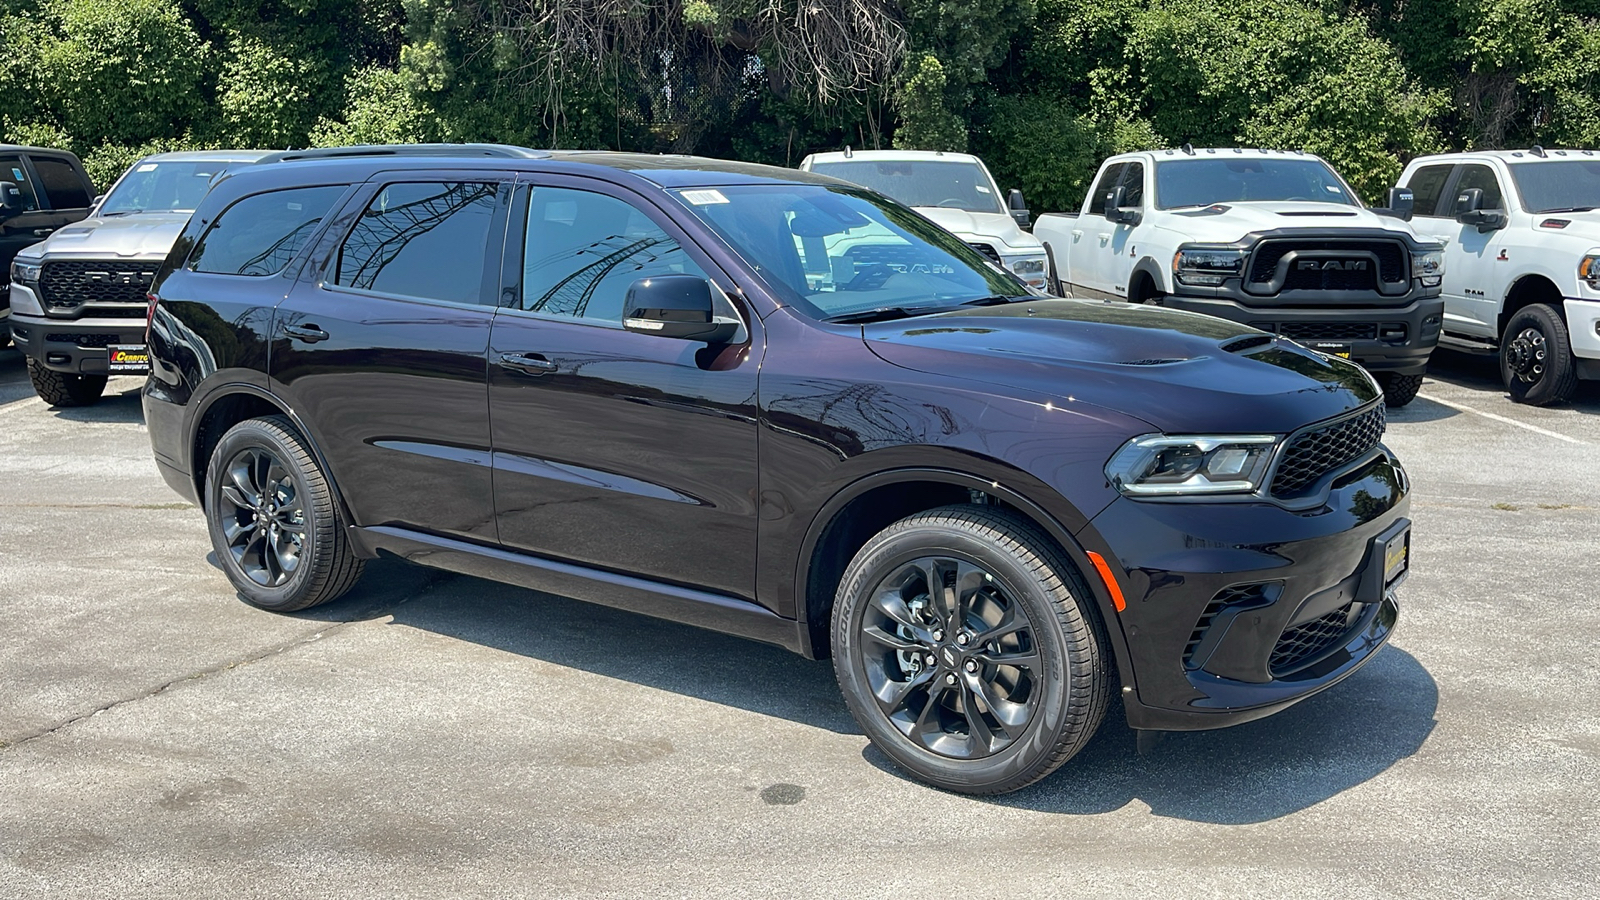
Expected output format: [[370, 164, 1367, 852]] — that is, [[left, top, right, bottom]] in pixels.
[[1270, 402, 1386, 498], [1247, 240, 1407, 290], [39, 261, 160, 308]]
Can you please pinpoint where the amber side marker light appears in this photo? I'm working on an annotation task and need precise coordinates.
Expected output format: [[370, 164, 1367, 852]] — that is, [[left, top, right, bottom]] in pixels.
[[1086, 551, 1127, 613]]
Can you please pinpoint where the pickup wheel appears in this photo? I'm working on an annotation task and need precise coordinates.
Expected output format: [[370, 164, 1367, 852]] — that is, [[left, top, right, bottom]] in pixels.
[[831, 505, 1110, 795], [204, 415, 365, 612], [26, 358, 106, 406], [1376, 372, 1423, 407], [1501, 303, 1577, 406]]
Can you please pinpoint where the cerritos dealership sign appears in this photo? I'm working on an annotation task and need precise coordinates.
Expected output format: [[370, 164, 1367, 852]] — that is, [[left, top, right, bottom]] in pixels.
[[107, 344, 150, 374]]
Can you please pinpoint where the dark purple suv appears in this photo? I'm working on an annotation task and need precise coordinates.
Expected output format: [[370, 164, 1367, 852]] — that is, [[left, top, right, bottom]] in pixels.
[[143, 147, 1410, 794]]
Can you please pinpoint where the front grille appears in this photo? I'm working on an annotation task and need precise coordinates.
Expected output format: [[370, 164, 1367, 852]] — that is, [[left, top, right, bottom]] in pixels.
[[46, 333, 117, 348], [1248, 240, 1407, 287], [1270, 403, 1386, 497], [966, 242, 1003, 265], [1184, 584, 1269, 669], [1277, 322, 1377, 342], [39, 261, 159, 307], [1270, 603, 1355, 674]]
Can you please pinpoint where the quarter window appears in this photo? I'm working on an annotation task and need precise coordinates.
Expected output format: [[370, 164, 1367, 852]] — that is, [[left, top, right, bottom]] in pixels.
[[336, 181, 500, 304], [1404, 164, 1453, 217], [1454, 164, 1503, 211], [1087, 164, 1127, 217], [189, 186, 347, 276], [31, 157, 92, 209], [0, 155, 41, 212], [518, 186, 708, 325]]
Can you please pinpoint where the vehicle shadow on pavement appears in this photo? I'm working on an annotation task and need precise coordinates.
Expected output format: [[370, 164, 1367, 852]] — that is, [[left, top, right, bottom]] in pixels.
[[864, 644, 1437, 824], [49, 383, 146, 424], [1425, 348, 1600, 412]]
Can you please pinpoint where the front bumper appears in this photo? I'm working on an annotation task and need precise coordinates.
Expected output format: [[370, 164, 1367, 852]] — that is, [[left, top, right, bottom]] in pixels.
[[1087, 447, 1408, 731], [1563, 297, 1600, 363], [1163, 293, 1443, 375], [10, 310, 148, 374]]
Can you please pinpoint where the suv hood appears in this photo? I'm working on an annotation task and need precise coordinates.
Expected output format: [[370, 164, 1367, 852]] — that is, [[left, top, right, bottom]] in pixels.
[[1165, 201, 1424, 244], [863, 299, 1379, 434], [27, 212, 193, 259], [914, 207, 1040, 252]]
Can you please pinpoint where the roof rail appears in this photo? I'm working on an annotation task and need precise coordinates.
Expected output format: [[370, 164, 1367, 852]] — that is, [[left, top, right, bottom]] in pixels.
[[259, 143, 550, 164]]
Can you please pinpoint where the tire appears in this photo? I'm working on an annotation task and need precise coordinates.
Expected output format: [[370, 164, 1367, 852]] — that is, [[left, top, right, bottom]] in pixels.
[[831, 504, 1110, 794], [26, 358, 106, 406], [204, 415, 364, 612], [1501, 303, 1577, 406], [1377, 372, 1423, 407]]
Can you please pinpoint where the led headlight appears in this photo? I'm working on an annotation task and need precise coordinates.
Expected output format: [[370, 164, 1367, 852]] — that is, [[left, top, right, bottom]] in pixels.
[[1106, 434, 1279, 496], [1173, 247, 1247, 287], [1007, 253, 1049, 289], [10, 259, 40, 286], [1412, 249, 1444, 287], [1580, 252, 1600, 290]]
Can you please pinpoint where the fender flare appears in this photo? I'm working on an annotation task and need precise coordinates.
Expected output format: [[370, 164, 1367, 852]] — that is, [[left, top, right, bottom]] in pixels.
[[1128, 256, 1170, 299]]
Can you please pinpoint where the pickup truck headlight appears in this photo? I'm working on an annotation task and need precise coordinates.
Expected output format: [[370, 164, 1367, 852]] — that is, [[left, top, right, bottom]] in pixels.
[[1106, 434, 1279, 496], [10, 260, 41, 286], [1173, 248, 1247, 286], [1007, 253, 1049, 289], [1581, 253, 1600, 290], [1412, 249, 1444, 287]]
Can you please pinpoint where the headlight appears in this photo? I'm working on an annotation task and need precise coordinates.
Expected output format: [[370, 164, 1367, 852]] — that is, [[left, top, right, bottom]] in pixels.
[[1173, 248, 1246, 286], [1106, 434, 1279, 496], [1412, 249, 1444, 287], [1581, 253, 1600, 289], [10, 259, 40, 285], [1007, 254, 1049, 289]]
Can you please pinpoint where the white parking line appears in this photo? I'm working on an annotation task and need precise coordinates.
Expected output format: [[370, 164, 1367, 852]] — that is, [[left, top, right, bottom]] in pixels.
[[1417, 392, 1587, 445]]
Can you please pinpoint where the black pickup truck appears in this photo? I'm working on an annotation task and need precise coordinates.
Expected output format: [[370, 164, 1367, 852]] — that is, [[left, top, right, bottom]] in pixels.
[[0, 145, 97, 348]]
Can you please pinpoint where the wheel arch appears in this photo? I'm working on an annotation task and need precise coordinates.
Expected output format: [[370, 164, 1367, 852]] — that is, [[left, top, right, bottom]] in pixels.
[[1499, 273, 1565, 337], [1128, 257, 1168, 302], [1041, 240, 1064, 295]]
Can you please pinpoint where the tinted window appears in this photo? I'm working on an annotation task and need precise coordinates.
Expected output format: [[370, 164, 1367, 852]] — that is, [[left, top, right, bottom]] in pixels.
[[1154, 158, 1356, 209], [336, 182, 499, 304], [1454, 164, 1503, 210], [0, 155, 41, 212], [1087, 164, 1126, 216], [31, 157, 92, 209], [519, 186, 708, 324], [190, 186, 347, 276], [806, 160, 1004, 213], [1121, 162, 1146, 208], [1509, 160, 1600, 214], [1404, 164, 1454, 217], [101, 159, 240, 214]]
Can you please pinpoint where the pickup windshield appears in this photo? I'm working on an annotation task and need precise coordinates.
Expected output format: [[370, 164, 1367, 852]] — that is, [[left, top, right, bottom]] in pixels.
[[1154, 158, 1356, 209], [99, 159, 237, 215], [674, 184, 1027, 320], [1509, 161, 1600, 213], [807, 160, 1005, 214]]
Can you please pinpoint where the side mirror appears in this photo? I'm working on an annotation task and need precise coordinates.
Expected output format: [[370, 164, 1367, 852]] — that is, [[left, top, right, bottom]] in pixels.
[[1454, 188, 1507, 232], [623, 274, 740, 343], [0, 182, 22, 219], [1376, 186, 1414, 221], [91, 193, 105, 210], [1105, 185, 1142, 226], [1007, 188, 1030, 228]]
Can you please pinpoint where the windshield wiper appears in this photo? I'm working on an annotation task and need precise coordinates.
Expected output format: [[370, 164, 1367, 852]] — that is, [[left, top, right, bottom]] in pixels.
[[826, 305, 946, 324], [956, 295, 1026, 307], [1540, 206, 1596, 213]]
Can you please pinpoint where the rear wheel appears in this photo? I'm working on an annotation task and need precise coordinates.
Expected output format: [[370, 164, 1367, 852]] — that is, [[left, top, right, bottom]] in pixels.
[[1501, 303, 1576, 406], [831, 505, 1110, 794], [26, 358, 106, 406], [1377, 372, 1423, 407]]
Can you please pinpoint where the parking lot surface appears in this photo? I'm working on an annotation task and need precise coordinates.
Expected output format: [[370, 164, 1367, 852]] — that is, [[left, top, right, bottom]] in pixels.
[[1, 345, 1596, 898]]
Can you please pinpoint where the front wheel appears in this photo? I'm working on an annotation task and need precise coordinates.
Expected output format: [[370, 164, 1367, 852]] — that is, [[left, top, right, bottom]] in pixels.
[[26, 358, 105, 406], [1501, 303, 1577, 406], [831, 505, 1110, 794], [1377, 372, 1423, 407]]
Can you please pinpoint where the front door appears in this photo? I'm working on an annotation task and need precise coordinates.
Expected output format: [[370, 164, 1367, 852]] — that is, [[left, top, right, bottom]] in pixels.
[[487, 177, 762, 600], [1070, 162, 1125, 298], [1104, 161, 1145, 299], [270, 174, 512, 542]]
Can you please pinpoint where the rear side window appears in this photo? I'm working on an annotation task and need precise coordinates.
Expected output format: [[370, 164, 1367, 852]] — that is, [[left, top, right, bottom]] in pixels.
[[1404, 164, 1453, 217], [335, 181, 499, 304], [31, 157, 92, 209], [1086, 163, 1126, 216], [0, 155, 41, 211], [1454, 164, 1503, 210], [189, 185, 347, 276]]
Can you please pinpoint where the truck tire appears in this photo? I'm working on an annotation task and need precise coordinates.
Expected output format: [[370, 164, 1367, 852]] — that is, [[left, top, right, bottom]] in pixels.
[[1377, 373, 1423, 407], [26, 358, 106, 406], [831, 504, 1110, 794], [1501, 303, 1577, 406]]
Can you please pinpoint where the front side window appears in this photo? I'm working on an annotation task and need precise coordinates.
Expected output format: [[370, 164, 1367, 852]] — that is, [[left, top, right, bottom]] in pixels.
[[677, 184, 1027, 320], [0, 155, 41, 212], [1404, 164, 1454, 217], [807, 160, 1004, 214], [1086, 164, 1127, 216], [31, 157, 92, 210], [189, 185, 347, 276], [336, 181, 499, 304], [1508, 161, 1600, 214], [100, 159, 240, 215], [1453, 164, 1503, 210], [517, 186, 709, 324], [1154, 158, 1357, 209], [1121, 162, 1146, 208]]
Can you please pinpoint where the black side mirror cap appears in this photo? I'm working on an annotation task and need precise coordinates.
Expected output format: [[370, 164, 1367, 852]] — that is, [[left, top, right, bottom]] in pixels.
[[1454, 188, 1507, 231], [1104, 184, 1141, 226], [623, 274, 741, 343], [0, 182, 22, 218], [1007, 188, 1030, 228], [1375, 186, 1415, 221]]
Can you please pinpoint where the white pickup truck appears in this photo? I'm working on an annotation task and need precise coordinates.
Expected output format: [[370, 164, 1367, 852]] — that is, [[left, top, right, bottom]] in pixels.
[[1033, 148, 1446, 406], [1394, 148, 1600, 405]]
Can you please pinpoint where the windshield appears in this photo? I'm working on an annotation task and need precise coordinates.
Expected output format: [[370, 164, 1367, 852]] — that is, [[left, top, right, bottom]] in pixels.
[[674, 184, 1027, 320], [99, 159, 240, 214], [1509, 161, 1600, 213], [1154, 158, 1357, 209], [807, 159, 1004, 214]]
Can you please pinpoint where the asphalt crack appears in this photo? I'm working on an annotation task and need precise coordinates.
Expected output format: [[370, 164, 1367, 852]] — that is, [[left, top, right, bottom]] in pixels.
[[0, 568, 456, 751]]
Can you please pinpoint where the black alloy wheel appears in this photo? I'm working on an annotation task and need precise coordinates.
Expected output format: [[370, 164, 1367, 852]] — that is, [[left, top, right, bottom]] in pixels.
[[205, 416, 364, 612], [832, 505, 1110, 794], [1501, 303, 1576, 406]]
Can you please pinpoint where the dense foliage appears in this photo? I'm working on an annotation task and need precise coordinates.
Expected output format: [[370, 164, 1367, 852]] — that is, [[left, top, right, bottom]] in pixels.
[[0, 0, 1595, 206]]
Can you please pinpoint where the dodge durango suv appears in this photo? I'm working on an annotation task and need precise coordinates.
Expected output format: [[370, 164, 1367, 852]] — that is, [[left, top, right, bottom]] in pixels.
[[144, 148, 1411, 794]]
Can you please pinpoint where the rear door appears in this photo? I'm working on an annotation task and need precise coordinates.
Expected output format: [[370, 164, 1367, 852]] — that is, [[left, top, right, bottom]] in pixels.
[[270, 171, 512, 542], [0, 153, 62, 280]]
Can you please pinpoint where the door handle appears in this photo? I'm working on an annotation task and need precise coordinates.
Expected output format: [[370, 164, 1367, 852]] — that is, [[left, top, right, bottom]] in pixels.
[[1070, 229, 1083, 241], [1097, 233, 1111, 244], [499, 352, 558, 375], [284, 324, 329, 343]]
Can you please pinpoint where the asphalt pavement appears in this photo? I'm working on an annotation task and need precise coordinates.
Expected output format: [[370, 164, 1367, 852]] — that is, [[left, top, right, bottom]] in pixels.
[[0, 344, 1596, 898]]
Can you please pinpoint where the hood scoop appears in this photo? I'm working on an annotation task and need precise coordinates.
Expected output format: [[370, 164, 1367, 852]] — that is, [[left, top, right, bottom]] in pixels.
[[1278, 211, 1357, 217], [1116, 357, 1190, 366], [1221, 335, 1274, 353]]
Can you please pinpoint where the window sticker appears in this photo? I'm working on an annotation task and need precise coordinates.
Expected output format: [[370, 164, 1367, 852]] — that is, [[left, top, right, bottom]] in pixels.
[[1325, 184, 1343, 193], [136, 163, 158, 173], [681, 189, 729, 205], [11, 168, 23, 181], [975, 185, 992, 193]]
